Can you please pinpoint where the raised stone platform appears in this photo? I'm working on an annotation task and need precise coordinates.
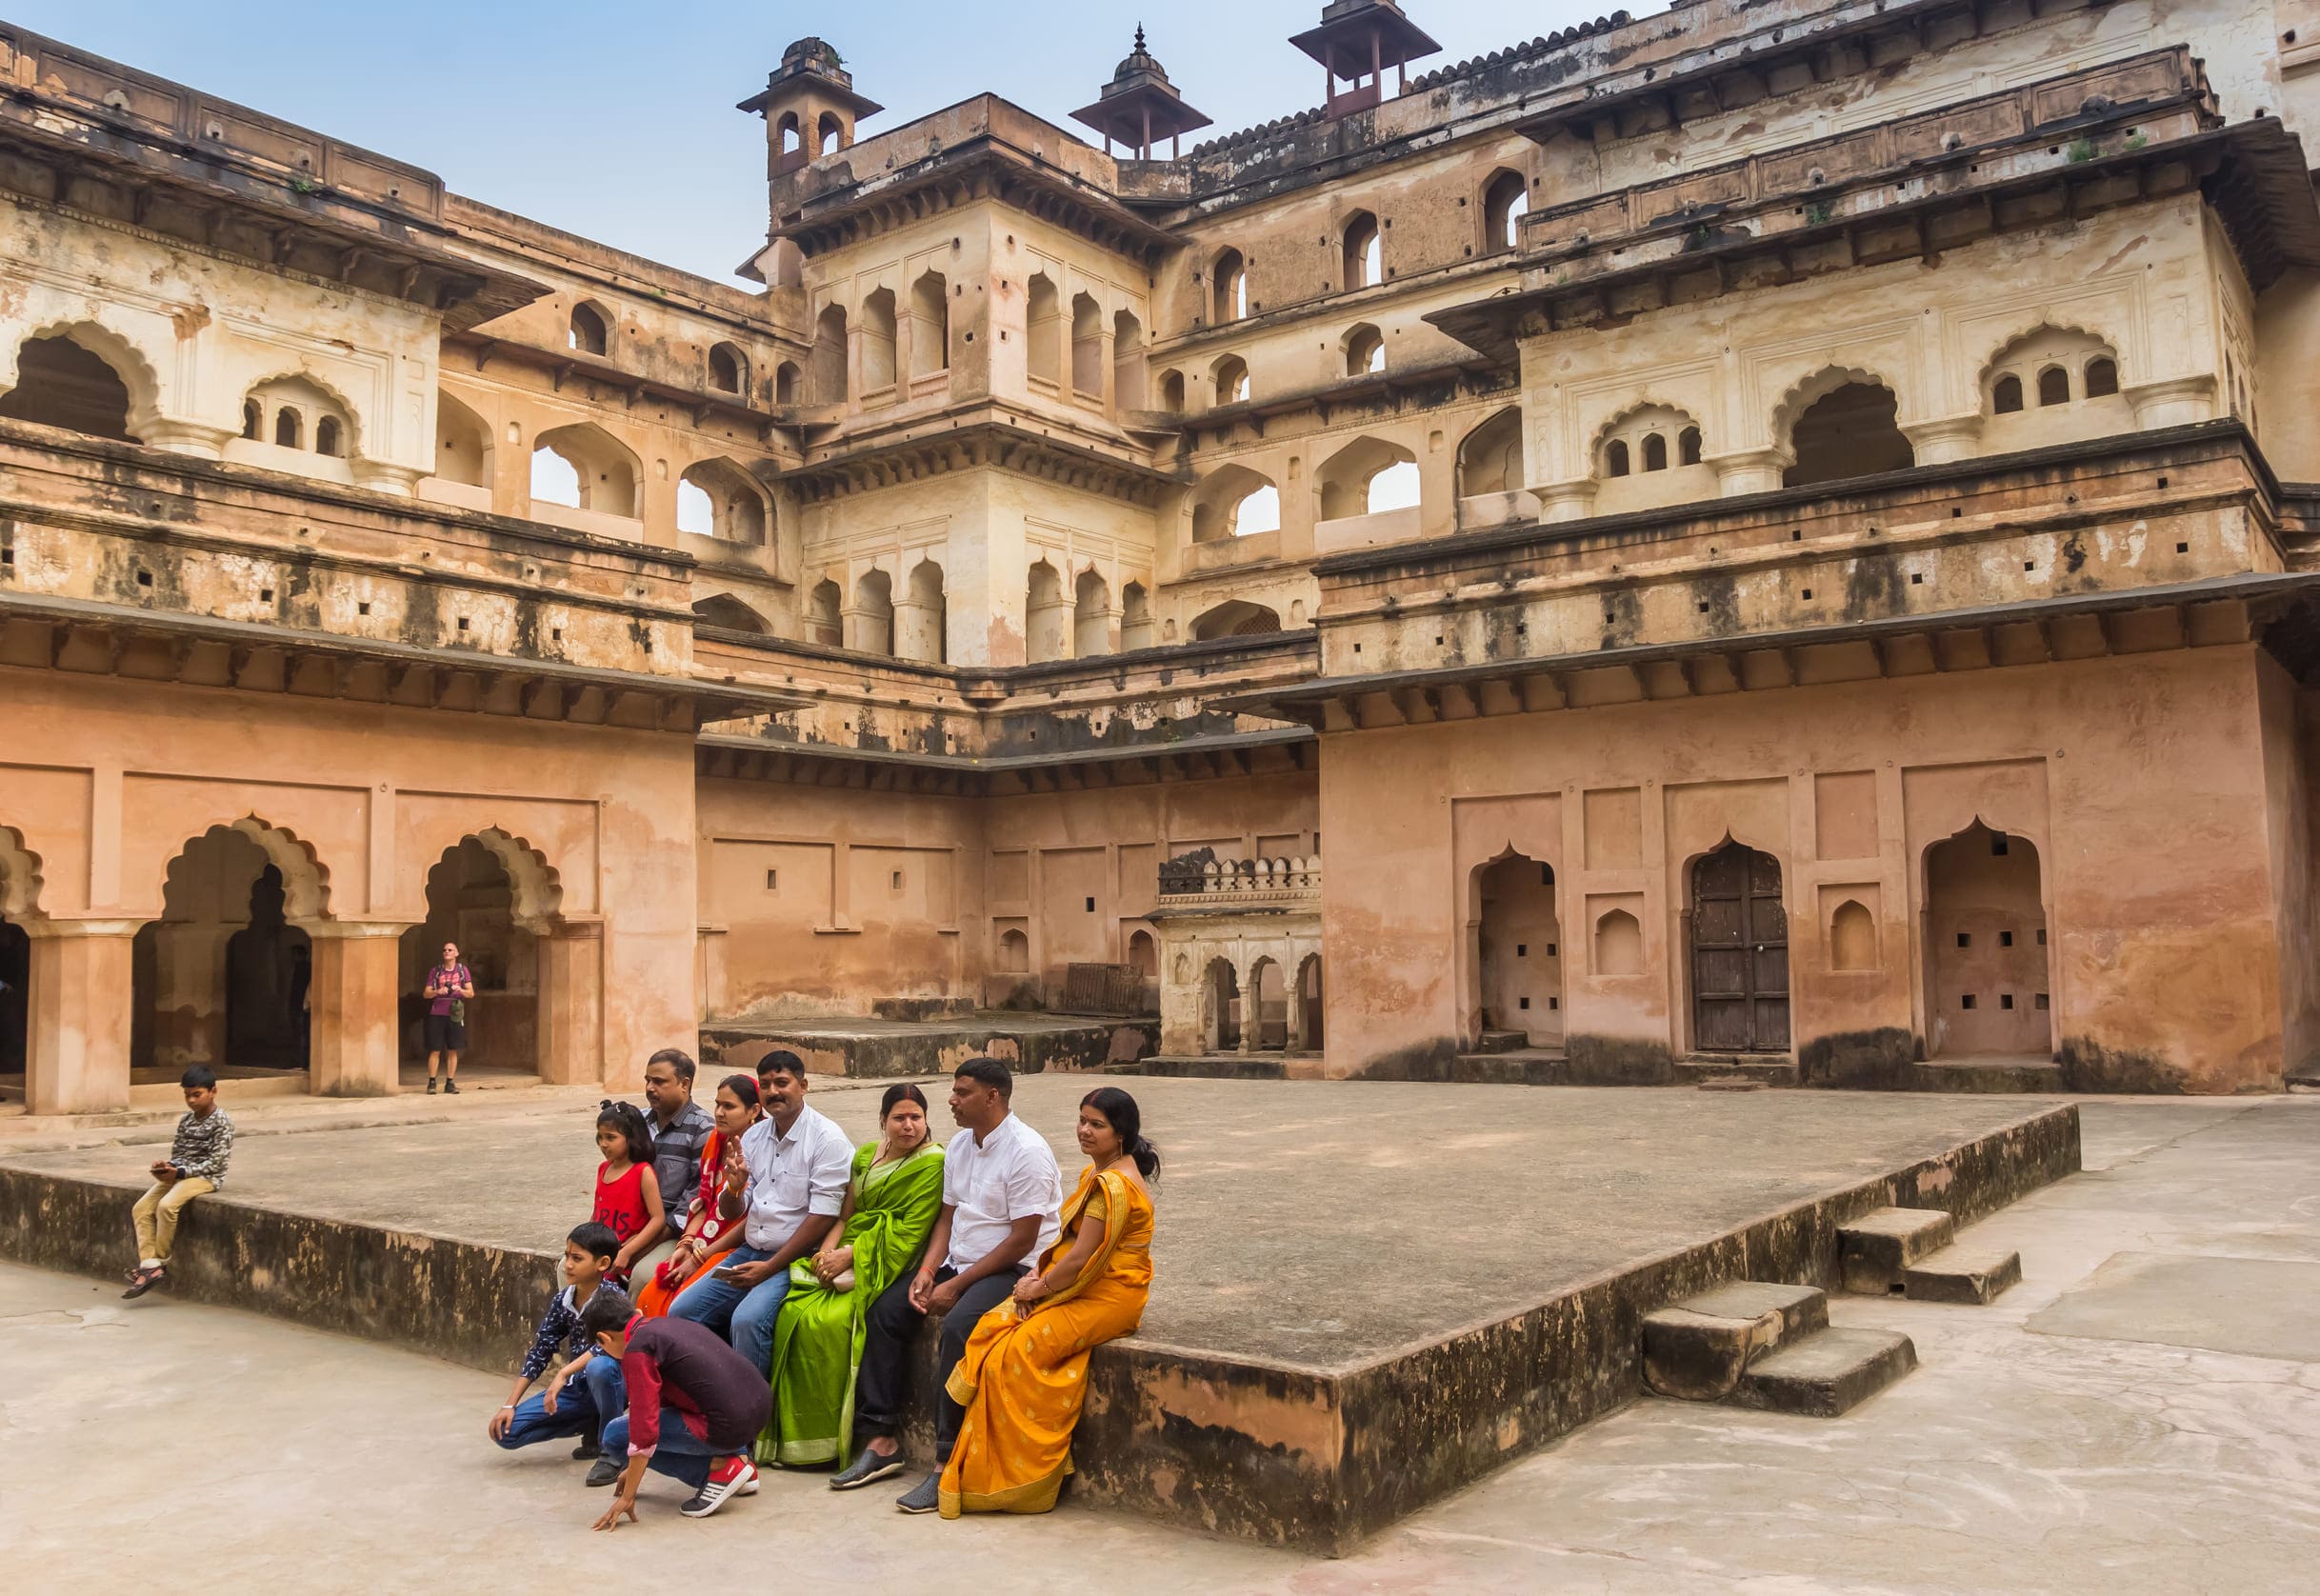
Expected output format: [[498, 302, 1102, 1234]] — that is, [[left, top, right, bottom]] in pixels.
[[703, 1012, 1155, 1079], [0, 1077, 2079, 1553]]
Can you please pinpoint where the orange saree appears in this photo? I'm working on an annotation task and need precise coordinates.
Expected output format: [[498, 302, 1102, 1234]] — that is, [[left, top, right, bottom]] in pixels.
[[937, 1164, 1153, 1517]]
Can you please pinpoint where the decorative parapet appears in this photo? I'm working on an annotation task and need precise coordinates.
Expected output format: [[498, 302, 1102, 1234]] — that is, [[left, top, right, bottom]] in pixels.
[[1157, 848, 1322, 908]]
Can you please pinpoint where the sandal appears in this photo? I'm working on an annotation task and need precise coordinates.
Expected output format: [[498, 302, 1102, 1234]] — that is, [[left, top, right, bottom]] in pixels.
[[121, 1267, 164, 1299]]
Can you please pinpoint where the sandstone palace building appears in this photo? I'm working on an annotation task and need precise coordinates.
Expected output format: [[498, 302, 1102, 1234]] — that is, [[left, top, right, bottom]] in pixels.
[[7, 0, 2320, 1113]]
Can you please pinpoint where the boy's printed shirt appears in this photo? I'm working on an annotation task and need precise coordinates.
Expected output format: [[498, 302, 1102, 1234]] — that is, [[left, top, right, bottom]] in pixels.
[[169, 1109, 235, 1187], [518, 1285, 591, 1384]]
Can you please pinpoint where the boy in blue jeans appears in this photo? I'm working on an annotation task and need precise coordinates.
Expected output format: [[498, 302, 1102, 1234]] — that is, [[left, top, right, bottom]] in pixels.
[[488, 1222, 628, 1474]]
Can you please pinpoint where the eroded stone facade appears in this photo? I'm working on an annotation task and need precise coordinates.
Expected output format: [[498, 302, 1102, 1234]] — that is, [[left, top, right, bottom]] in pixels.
[[6, 2, 2320, 1109]]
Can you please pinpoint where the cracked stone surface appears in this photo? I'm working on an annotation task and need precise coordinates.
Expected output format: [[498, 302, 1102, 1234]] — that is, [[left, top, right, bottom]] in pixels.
[[6, 1095, 2315, 1592]]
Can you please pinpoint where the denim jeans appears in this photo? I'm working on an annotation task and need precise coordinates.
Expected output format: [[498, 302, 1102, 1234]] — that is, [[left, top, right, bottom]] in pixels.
[[667, 1246, 794, 1376], [493, 1353, 626, 1451], [600, 1406, 723, 1490]]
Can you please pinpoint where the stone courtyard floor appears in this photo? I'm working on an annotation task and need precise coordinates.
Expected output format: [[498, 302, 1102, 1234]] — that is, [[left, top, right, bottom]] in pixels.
[[4, 1093, 2316, 1591]]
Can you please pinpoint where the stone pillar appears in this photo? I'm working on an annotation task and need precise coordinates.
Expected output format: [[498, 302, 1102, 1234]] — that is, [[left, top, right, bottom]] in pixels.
[[1238, 962, 1258, 1056], [1533, 480, 1599, 523], [536, 922, 605, 1087], [2128, 375, 2217, 429], [1713, 449, 1789, 497], [24, 923, 137, 1116], [304, 925, 407, 1097], [1901, 414, 1984, 466], [142, 419, 237, 461]]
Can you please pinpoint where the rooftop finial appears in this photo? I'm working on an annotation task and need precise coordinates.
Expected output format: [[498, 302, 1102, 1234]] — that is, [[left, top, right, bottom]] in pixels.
[[1136, 24, 1148, 52]]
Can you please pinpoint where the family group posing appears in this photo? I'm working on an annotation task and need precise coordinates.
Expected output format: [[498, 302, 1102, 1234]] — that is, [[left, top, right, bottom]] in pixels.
[[488, 1048, 1159, 1527]]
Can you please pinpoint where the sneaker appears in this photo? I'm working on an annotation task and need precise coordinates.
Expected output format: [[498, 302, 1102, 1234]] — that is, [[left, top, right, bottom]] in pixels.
[[426, 1077, 437, 1094], [570, 1439, 601, 1462], [585, 1454, 625, 1488], [830, 1446, 908, 1490], [737, 1461, 761, 1497], [895, 1474, 941, 1514], [443, 1079, 460, 1094], [680, 1455, 753, 1519]]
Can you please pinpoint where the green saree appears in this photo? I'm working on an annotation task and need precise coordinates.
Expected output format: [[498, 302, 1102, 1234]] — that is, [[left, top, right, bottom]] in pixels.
[[758, 1138, 944, 1466]]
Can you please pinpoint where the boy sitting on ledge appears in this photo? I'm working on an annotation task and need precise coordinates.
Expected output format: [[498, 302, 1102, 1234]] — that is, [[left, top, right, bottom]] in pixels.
[[124, 1065, 234, 1300]]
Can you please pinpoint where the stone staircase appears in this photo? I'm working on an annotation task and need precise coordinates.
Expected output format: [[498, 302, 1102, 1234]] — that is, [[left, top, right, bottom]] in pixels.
[[1641, 1207, 2022, 1417]]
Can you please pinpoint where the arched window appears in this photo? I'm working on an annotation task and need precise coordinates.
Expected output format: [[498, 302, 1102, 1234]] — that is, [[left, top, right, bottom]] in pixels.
[[1073, 569, 1111, 657], [861, 289, 898, 394], [315, 415, 344, 457], [1345, 324, 1385, 377], [811, 306, 849, 404], [1606, 438, 1630, 477], [818, 113, 843, 156], [775, 361, 801, 405], [898, 559, 947, 664], [530, 423, 641, 516], [1120, 582, 1154, 651], [2036, 366, 2070, 407], [430, 390, 492, 489], [1027, 273, 1062, 388], [2084, 357, 2119, 398], [850, 569, 894, 656], [1641, 432, 1668, 471], [241, 398, 262, 440], [1190, 600, 1282, 640], [1070, 292, 1105, 397], [1113, 310, 1146, 409], [1210, 354, 1250, 407], [1343, 212, 1382, 289], [677, 458, 770, 544], [274, 407, 303, 449], [1482, 170, 1529, 252], [569, 302, 610, 356], [1992, 374, 2024, 414], [1190, 465, 1281, 542], [1679, 426, 1702, 466], [804, 579, 844, 647], [910, 271, 950, 378], [996, 928, 1030, 973], [1211, 249, 1247, 324], [778, 113, 803, 157], [1026, 560, 1069, 663], [1784, 380, 1913, 488], [0, 332, 142, 443], [692, 594, 770, 634], [1316, 435, 1420, 521], [709, 343, 745, 393], [1158, 369, 1186, 413], [1458, 407, 1524, 498]]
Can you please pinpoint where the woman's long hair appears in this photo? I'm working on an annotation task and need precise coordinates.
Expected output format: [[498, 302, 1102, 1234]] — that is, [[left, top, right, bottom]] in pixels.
[[596, 1100, 652, 1166], [1080, 1086, 1161, 1180]]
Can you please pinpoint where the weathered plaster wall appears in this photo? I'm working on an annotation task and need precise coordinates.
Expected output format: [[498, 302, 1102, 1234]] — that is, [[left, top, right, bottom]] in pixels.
[[1319, 647, 2291, 1092]]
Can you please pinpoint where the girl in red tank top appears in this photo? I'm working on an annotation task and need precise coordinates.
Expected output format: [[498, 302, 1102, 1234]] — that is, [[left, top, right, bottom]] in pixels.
[[590, 1101, 664, 1287]]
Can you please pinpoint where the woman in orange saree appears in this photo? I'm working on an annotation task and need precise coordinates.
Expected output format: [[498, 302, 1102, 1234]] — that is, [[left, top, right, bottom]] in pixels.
[[938, 1087, 1157, 1518]]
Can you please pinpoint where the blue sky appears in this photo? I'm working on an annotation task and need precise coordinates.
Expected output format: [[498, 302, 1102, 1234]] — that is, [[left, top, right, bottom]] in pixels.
[[18, 0, 1633, 284]]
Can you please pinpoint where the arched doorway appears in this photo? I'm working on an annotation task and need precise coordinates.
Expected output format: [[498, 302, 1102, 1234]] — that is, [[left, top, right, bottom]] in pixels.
[[1475, 852, 1562, 1046], [132, 828, 312, 1076], [1923, 823, 2050, 1057], [1202, 958, 1241, 1053], [401, 839, 541, 1083], [1295, 954, 1325, 1051], [0, 911, 27, 1079], [1250, 957, 1285, 1051], [1690, 840, 1789, 1053]]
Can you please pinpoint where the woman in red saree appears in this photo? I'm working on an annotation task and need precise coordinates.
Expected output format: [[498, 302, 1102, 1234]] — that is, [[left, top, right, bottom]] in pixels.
[[938, 1087, 1157, 1517], [632, 1074, 760, 1319]]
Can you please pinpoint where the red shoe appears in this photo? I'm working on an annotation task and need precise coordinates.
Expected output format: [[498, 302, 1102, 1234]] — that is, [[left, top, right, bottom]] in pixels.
[[681, 1455, 753, 1518]]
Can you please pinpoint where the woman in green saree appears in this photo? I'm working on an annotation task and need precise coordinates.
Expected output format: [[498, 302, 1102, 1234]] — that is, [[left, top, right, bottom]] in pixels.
[[759, 1082, 944, 1467]]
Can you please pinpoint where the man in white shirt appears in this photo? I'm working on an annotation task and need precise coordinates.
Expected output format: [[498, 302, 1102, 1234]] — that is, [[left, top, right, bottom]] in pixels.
[[830, 1057, 1063, 1511], [668, 1050, 852, 1377]]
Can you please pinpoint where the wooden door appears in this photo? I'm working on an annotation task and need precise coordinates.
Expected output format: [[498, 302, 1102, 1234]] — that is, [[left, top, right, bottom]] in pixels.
[[1690, 845, 1790, 1052]]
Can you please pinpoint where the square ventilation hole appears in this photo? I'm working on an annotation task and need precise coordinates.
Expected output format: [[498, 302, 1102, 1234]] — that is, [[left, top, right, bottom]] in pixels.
[[1516, 944, 1528, 958], [136, 569, 152, 588], [1801, 588, 1814, 600], [1791, 529, 1803, 542], [2036, 928, 2048, 946], [1547, 943, 1557, 957], [1911, 573, 1924, 585], [890, 871, 904, 890], [1518, 996, 1531, 1010], [2000, 993, 2015, 1010], [0, 547, 12, 567], [1951, 507, 1963, 518], [2176, 542, 2189, 554], [2157, 475, 2169, 489], [551, 628, 563, 642], [1961, 994, 1978, 1010], [1548, 997, 1558, 1010], [2035, 992, 2050, 1010], [764, 869, 778, 890], [2025, 561, 2036, 571], [2000, 930, 2014, 948], [1435, 635, 1444, 646], [1698, 601, 1710, 613], [456, 617, 470, 632], [1085, 896, 1096, 912], [260, 588, 274, 603], [1957, 932, 1971, 948]]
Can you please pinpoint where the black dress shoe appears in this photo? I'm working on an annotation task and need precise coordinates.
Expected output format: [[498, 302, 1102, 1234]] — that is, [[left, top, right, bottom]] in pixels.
[[585, 1454, 625, 1488]]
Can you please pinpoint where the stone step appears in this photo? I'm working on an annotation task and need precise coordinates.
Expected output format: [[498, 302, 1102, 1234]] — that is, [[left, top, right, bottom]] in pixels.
[[1902, 1243, 2023, 1305], [1730, 1327, 1919, 1418], [1642, 1280, 1829, 1401], [1475, 1029, 1531, 1055], [1840, 1206, 1958, 1294], [1676, 1055, 1800, 1087]]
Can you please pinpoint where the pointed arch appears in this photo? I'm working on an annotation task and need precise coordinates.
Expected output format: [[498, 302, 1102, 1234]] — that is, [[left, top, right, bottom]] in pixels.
[[155, 818, 334, 924], [692, 593, 771, 634], [531, 423, 641, 516], [1458, 406, 1525, 499], [568, 300, 611, 356], [241, 369, 366, 460], [0, 320, 164, 441]]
